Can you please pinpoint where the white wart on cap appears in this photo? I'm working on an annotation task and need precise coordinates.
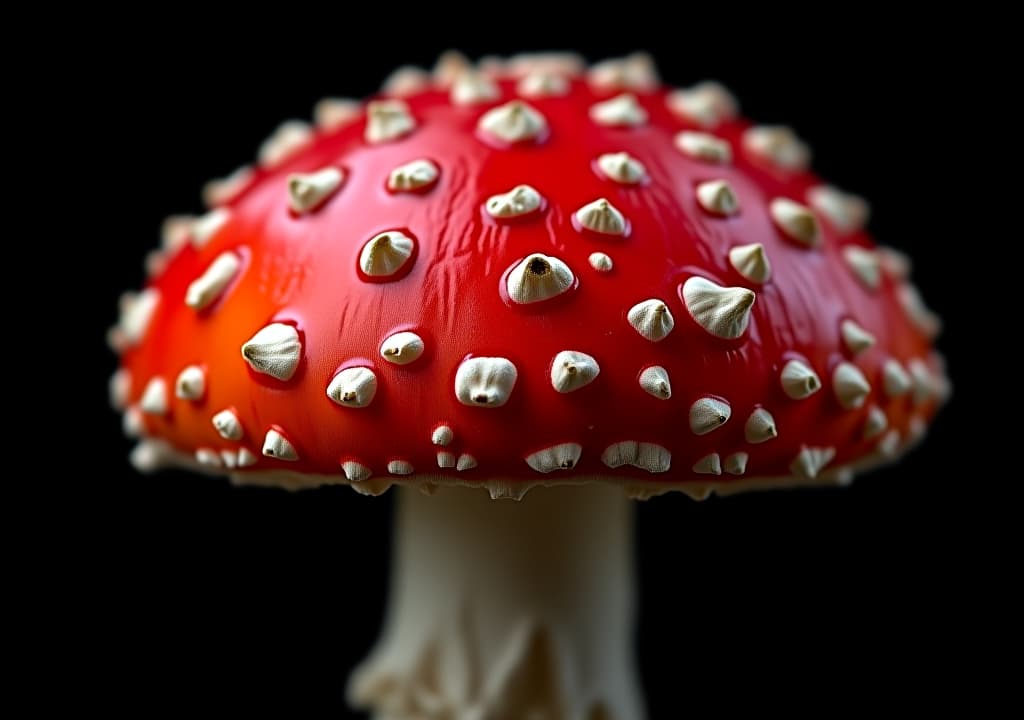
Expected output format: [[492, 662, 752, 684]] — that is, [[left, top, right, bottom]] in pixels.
[[506, 254, 574, 304], [486, 185, 542, 218], [366, 100, 416, 143], [682, 277, 755, 339], [455, 357, 518, 407], [478, 101, 547, 143], [241, 323, 302, 381], [327, 367, 378, 408], [360, 232, 416, 278], [627, 299, 675, 342], [550, 351, 600, 393], [575, 198, 628, 235]]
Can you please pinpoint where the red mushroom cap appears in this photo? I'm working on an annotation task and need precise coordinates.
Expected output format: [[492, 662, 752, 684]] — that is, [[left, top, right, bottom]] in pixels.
[[110, 52, 948, 499]]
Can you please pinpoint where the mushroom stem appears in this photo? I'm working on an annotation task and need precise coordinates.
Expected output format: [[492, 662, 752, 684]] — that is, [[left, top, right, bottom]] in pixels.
[[349, 483, 643, 719]]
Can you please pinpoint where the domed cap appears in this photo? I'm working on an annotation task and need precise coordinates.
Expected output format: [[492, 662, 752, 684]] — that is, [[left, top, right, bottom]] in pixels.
[[110, 52, 947, 499]]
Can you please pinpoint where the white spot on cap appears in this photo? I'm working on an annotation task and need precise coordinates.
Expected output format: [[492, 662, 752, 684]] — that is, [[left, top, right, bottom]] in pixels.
[[365, 100, 416, 144], [690, 397, 731, 435], [436, 451, 457, 468], [109, 369, 131, 410], [431, 425, 453, 446], [162, 215, 193, 252], [433, 50, 472, 86], [638, 366, 671, 399], [326, 366, 378, 408], [241, 323, 302, 381], [724, 451, 748, 476], [359, 231, 415, 278], [387, 460, 414, 475], [744, 408, 778, 443], [808, 185, 870, 235], [506, 253, 574, 304], [186, 251, 241, 310], [174, 365, 205, 401], [627, 299, 675, 342], [122, 407, 144, 438], [682, 276, 756, 339], [140, 377, 168, 416], [380, 331, 424, 365], [596, 152, 647, 184], [833, 362, 871, 409], [780, 359, 821, 399], [451, 72, 500, 105], [117, 288, 160, 348], [387, 158, 439, 192], [517, 72, 569, 98], [835, 467, 855, 487], [485, 184, 543, 218], [841, 319, 876, 356], [908, 416, 927, 443], [728, 243, 772, 284], [258, 120, 312, 168], [743, 125, 811, 170], [195, 448, 222, 468], [878, 246, 912, 280], [456, 454, 477, 471], [588, 53, 658, 91], [898, 284, 942, 339], [666, 81, 738, 127], [843, 246, 882, 290], [477, 100, 547, 143], [883, 359, 912, 397], [237, 448, 257, 467], [790, 446, 835, 480], [129, 440, 174, 473], [575, 198, 627, 235], [770, 198, 821, 247], [506, 52, 585, 77], [202, 165, 253, 208], [525, 443, 582, 473], [863, 405, 888, 439], [262, 428, 298, 461], [288, 167, 344, 214], [314, 97, 360, 131], [675, 131, 732, 164], [342, 461, 372, 482], [692, 453, 722, 475], [220, 450, 237, 469], [382, 65, 431, 96], [908, 358, 934, 406], [550, 351, 600, 393], [876, 430, 901, 459], [191, 208, 231, 249], [589, 93, 648, 127], [601, 441, 671, 473], [144, 249, 168, 279], [212, 409, 243, 440], [455, 357, 518, 407], [696, 179, 740, 216], [588, 252, 613, 272]]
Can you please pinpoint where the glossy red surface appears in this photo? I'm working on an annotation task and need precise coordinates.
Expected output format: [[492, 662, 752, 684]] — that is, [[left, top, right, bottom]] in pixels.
[[115, 70, 945, 487]]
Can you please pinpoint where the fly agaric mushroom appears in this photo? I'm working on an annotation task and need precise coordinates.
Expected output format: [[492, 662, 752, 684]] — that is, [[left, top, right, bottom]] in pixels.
[[110, 51, 948, 719]]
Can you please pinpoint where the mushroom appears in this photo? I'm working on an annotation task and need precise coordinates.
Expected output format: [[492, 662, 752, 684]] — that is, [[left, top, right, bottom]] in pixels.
[[110, 52, 948, 720]]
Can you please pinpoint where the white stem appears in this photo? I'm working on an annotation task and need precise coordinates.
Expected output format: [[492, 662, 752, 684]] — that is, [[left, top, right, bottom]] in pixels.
[[348, 483, 644, 720]]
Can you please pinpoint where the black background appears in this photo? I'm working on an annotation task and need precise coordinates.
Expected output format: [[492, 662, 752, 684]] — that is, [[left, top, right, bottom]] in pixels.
[[49, 13, 994, 718]]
